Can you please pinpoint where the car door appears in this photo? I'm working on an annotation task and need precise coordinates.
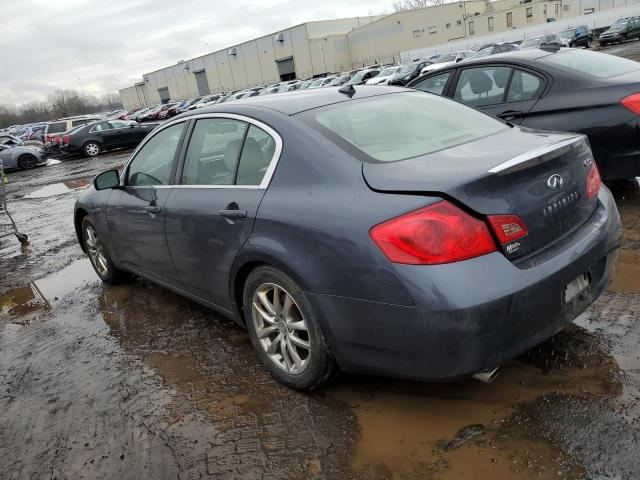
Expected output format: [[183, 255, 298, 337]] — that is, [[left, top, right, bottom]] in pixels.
[[106, 120, 136, 146], [91, 122, 120, 149], [164, 115, 280, 309], [106, 121, 187, 283], [450, 65, 543, 124]]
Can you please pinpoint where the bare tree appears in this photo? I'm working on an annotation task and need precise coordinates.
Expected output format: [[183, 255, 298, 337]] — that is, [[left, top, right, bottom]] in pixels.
[[392, 0, 446, 11], [0, 90, 123, 129]]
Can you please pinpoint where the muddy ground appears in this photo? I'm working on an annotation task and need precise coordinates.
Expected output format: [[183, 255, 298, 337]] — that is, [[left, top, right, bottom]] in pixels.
[[2, 44, 640, 480]]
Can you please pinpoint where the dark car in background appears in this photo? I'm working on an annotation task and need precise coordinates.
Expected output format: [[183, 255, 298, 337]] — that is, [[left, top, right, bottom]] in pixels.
[[345, 68, 381, 85], [559, 25, 593, 47], [467, 42, 519, 61], [74, 87, 619, 390], [387, 61, 431, 85], [408, 48, 640, 180], [519, 33, 563, 49], [598, 16, 640, 45], [61, 119, 157, 157]]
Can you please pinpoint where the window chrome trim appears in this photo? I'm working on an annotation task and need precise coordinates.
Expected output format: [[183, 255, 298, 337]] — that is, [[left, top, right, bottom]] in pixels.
[[119, 113, 283, 190]]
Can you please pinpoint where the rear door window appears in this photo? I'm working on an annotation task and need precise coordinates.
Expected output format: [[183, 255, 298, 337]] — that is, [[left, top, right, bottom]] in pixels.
[[181, 118, 247, 186], [506, 70, 542, 102], [411, 71, 452, 95], [454, 67, 512, 107], [47, 122, 67, 134], [235, 125, 276, 186]]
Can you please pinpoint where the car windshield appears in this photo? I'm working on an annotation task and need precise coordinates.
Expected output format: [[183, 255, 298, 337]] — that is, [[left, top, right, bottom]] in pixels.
[[541, 49, 640, 78], [398, 64, 417, 73], [469, 48, 493, 59], [349, 71, 368, 83], [307, 92, 506, 162], [378, 67, 396, 76], [559, 29, 577, 38], [610, 20, 627, 31], [435, 53, 457, 63], [520, 37, 542, 48]]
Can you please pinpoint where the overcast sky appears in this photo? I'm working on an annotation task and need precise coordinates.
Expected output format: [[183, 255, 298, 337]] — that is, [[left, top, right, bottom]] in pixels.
[[0, 0, 393, 105]]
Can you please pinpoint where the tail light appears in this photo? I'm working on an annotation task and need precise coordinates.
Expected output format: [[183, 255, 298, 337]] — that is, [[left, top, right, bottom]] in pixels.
[[621, 93, 640, 114], [487, 215, 528, 244], [63, 134, 70, 146], [586, 162, 601, 198], [369, 201, 496, 265]]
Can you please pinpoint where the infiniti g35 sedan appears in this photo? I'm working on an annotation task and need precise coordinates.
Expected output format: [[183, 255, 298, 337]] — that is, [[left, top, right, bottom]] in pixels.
[[74, 86, 621, 390]]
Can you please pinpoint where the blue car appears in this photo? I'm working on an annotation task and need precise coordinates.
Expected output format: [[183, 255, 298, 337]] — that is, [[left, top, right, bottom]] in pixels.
[[74, 86, 621, 390]]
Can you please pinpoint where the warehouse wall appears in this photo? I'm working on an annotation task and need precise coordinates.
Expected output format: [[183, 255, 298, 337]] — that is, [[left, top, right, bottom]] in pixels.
[[346, 2, 487, 68]]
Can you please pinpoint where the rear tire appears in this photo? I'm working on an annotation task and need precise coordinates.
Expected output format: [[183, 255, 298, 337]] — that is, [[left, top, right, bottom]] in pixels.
[[17, 154, 38, 169], [243, 266, 335, 390], [81, 217, 127, 284], [83, 141, 101, 157]]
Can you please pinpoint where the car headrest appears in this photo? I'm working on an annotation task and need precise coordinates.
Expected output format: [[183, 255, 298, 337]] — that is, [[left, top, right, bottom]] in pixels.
[[493, 68, 510, 88], [236, 137, 268, 185], [469, 70, 494, 95], [224, 139, 243, 172]]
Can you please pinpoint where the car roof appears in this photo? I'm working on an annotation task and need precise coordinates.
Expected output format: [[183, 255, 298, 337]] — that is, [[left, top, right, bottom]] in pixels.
[[451, 47, 557, 66], [183, 85, 408, 116]]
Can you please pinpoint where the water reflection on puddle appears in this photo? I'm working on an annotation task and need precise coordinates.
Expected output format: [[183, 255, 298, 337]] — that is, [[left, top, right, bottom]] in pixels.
[[0, 259, 97, 320]]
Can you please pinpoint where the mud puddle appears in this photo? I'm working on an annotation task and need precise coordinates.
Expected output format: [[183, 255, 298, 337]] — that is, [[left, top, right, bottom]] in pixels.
[[22, 177, 90, 199], [322, 341, 619, 479], [97, 281, 357, 479], [1, 258, 97, 321]]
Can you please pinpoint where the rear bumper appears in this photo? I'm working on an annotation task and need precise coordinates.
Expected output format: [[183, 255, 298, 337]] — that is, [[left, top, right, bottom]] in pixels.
[[308, 187, 621, 381]]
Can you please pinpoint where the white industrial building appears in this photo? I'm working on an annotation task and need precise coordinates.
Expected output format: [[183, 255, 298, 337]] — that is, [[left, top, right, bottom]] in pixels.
[[120, 0, 640, 109]]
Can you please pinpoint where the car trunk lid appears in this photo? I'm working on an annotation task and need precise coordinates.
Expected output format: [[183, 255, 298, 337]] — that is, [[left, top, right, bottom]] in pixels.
[[362, 129, 598, 260]]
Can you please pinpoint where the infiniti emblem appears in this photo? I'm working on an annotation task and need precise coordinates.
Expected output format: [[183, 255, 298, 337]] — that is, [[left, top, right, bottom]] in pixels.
[[547, 174, 564, 190]]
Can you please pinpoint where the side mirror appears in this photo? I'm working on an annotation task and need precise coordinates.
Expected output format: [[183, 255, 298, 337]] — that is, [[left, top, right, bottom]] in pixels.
[[94, 170, 120, 190]]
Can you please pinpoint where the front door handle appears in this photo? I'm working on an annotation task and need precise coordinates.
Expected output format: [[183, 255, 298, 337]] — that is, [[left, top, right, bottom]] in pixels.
[[144, 205, 162, 214], [219, 209, 247, 218]]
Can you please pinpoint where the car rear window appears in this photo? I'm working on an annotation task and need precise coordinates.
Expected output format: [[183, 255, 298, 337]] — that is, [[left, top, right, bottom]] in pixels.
[[305, 92, 507, 162], [47, 122, 67, 134], [541, 49, 640, 78]]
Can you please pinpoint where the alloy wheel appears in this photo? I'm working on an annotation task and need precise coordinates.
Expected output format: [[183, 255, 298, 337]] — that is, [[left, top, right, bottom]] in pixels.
[[251, 283, 311, 375], [85, 143, 100, 156], [85, 225, 108, 277]]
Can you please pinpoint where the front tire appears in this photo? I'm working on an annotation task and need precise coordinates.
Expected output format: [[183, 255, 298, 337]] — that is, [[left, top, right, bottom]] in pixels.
[[243, 266, 335, 390], [82, 217, 126, 284], [17, 154, 38, 169], [83, 141, 101, 157]]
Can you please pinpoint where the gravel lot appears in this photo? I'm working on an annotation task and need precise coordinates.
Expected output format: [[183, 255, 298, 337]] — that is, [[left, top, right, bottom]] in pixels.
[[1, 42, 640, 480]]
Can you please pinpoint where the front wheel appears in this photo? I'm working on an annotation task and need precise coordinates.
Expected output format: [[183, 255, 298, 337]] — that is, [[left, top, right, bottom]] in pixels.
[[244, 266, 335, 390], [82, 217, 126, 284], [83, 141, 101, 157], [17, 154, 38, 169]]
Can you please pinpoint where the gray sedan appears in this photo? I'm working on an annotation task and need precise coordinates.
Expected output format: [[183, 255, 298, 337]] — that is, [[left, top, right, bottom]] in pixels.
[[0, 144, 48, 170]]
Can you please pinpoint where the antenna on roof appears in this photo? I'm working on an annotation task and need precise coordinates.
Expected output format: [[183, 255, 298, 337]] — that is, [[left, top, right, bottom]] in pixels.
[[338, 84, 356, 98]]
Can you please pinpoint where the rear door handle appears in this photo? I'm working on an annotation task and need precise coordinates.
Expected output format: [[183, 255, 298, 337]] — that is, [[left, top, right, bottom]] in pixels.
[[144, 205, 162, 214], [219, 209, 247, 218], [498, 110, 523, 120]]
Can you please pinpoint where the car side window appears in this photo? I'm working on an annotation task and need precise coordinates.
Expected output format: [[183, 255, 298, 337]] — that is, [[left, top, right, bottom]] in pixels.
[[506, 70, 542, 102], [454, 67, 512, 107], [236, 125, 277, 186], [109, 120, 129, 129], [93, 122, 111, 132], [412, 71, 452, 96], [181, 118, 248, 186], [127, 122, 185, 186]]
